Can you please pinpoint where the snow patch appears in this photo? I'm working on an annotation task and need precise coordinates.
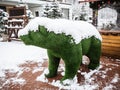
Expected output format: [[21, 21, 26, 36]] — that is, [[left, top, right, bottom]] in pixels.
[[11, 78, 26, 85], [111, 74, 119, 83], [0, 37, 3, 41], [82, 65, 102, 80], [32, 67, 44, 73], [3, 78, 26, 86], [36, 67, 99, 90], [62, 75, 78, 85], [18, 17, 102, 44], [50, 79, 79, 90], [61, 72, 65, 76], [0, 41, 48, 77], [50, 79, 98, 90], [36, 68, 49, 82], [103, 84, 115, 90], [82, 55, 90, 65]]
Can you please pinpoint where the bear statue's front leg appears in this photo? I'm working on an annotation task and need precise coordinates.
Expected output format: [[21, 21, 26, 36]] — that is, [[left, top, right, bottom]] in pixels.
[[45, 49, 60, 78], [61, 47, 82, 81]]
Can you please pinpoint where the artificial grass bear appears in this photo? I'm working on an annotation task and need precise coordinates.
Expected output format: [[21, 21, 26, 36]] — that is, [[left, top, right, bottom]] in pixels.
[[19, 17, 102, 82]]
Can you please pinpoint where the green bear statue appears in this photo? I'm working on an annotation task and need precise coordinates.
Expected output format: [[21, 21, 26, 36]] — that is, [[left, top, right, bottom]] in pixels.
[[19, 17, 102, 82]]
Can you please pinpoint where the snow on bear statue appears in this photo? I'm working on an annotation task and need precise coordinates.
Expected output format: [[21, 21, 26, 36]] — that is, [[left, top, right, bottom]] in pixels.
[[18, 17, 102, 82]]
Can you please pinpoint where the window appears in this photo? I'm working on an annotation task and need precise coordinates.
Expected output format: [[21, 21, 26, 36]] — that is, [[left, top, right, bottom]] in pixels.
[[35, 11, 39, 17]]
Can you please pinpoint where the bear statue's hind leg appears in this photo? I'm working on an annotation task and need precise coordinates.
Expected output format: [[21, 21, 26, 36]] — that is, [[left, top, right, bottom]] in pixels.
[[87, 37, 101, 70], [45, 50, 60, 78]]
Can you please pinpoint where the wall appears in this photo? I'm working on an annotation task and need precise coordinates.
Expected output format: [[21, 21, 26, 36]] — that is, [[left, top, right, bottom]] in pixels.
[[29, 3, 72, 19], [29, 6, 43, 17], [0, 0, 72, 19]]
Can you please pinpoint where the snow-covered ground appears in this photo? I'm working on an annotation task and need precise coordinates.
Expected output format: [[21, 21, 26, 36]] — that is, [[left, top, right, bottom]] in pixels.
[[0, 41, 120, 90], [0, 41, 47, 76]]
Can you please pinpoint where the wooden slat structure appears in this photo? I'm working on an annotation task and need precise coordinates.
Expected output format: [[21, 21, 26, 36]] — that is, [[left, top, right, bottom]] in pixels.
[[99, 30, 120, 58], [6, 7, 28, 41]]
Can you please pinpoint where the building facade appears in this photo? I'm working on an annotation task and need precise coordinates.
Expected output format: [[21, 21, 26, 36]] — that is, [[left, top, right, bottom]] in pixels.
[[0, 0, 73, 19]]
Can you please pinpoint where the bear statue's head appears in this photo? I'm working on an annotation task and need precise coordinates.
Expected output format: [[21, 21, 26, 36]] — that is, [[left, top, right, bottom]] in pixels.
[[20, 25, 75, 50]]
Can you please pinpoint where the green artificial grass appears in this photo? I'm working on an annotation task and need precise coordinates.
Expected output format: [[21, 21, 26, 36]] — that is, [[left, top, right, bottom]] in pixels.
[[20, 25, 101, 82]]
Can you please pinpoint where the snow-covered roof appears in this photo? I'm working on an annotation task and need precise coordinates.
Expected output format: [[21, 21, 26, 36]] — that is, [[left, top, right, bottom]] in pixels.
[[18, 17, 102, 44]]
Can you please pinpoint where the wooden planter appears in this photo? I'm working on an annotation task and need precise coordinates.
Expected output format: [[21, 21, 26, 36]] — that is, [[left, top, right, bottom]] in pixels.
[[99, 30, 120, 58]]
